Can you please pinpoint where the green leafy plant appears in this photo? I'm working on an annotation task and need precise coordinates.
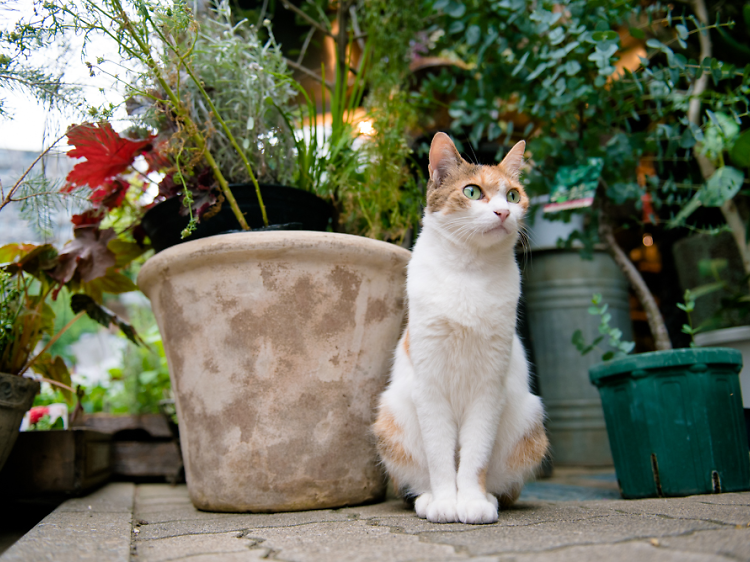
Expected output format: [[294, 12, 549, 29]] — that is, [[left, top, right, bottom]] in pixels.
[[678, 289, 700, 345], [572, 293, 636, 361], [277, 0, 424, 242], [419, 0, 750, 349], [4, 0, 265, 234]]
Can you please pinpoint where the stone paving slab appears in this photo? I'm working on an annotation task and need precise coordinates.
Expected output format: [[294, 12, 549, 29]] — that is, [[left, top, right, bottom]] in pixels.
[[0, 483, 134, 562], [3, 483, 750, 561]]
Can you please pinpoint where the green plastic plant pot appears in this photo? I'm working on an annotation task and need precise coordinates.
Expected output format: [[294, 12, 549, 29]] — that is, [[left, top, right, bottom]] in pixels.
[[589, 348, 750, 499]]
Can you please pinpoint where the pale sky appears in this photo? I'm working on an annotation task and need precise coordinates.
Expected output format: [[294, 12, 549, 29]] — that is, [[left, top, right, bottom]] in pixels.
[[0, 0, 130, 153]]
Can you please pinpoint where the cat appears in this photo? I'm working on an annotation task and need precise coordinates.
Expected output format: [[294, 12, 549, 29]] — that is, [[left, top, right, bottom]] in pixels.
[[372, 132, 548, 525]]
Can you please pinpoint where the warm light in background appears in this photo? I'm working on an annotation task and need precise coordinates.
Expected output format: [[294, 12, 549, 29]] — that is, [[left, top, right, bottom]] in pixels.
[[357, 118, 375, 136], [643, 234, 653, 247]]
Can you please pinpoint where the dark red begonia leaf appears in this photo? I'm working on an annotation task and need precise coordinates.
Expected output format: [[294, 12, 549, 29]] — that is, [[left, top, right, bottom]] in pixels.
[[90, 178, 130, 210], [52, 226, 117, 285], [71, 209, 106, 228], [64, 122, 153, 189]]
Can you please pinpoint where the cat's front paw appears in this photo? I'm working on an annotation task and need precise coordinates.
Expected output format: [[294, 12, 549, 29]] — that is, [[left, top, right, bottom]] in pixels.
[[425, 497, 459, 523], [414, 493, 433, 519], [457, 496, 499, 525]]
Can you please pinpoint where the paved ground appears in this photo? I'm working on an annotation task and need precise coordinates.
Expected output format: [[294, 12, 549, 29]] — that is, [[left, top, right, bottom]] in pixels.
[[2, 472, 749, 561]]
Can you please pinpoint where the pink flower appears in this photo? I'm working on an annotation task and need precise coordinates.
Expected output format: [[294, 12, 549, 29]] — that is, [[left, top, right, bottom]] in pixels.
[[29, 406, 50, 425]]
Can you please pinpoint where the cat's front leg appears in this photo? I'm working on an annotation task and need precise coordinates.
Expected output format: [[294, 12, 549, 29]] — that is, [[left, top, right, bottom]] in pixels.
[[455, 391, 504, 524], [413, 384, 459, 523]]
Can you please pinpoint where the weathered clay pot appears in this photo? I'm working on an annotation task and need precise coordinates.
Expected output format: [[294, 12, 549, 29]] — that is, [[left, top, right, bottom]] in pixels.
[[138, 231, 410, 512], [0, 372, 40, 472]]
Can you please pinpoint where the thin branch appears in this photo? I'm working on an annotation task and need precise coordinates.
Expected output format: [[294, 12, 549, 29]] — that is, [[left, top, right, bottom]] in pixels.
[[297, 25, 316, 66], [349, 5, 366, 52], [599, 211, 673, 350], [285, 57, 334, 89], [0, 130, 71, 214], [279, 0, 333, 37]]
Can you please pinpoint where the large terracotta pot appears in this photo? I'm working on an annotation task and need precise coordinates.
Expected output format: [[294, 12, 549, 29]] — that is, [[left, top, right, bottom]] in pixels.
[[138, 231, 410, 512], [0, 372, 39, 472]]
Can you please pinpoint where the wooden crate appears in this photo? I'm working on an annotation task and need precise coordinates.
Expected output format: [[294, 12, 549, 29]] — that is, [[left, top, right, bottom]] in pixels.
[[0, 429, 112, 498], [82, 413, 183, 481]]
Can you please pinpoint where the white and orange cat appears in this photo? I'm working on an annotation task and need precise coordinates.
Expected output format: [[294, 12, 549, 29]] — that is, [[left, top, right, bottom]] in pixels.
[[373, 132, 548, 525]]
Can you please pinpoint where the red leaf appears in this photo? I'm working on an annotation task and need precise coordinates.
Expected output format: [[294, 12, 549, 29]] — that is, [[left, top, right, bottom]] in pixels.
[[65, 122, 153, 188], [90, 178, 129, 210], [71, 209, 106, 228]]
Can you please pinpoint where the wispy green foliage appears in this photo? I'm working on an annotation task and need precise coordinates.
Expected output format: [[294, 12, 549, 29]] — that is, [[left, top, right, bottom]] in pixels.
[[572, 293, 636, 361], [175, 2, 298, 186]]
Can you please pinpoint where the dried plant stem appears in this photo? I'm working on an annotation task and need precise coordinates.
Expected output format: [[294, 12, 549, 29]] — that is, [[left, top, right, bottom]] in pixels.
[[19, 311, 85, 376]]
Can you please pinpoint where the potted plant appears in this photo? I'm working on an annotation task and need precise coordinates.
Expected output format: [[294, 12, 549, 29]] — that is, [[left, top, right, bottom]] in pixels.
[[135, 1, 417, 513], [0, 140, 146, 479], [5, 0, 423, 512]]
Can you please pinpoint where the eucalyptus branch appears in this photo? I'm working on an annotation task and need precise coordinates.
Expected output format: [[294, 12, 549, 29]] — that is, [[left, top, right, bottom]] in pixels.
[[686, 0, 750, 287]]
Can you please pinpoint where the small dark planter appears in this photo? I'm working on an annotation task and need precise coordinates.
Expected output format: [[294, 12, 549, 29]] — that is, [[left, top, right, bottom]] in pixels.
[[0, 428, 113, 498], [589, 348, 750, 499], [142, 183, 334, 253], [0, 373, 39, 473]]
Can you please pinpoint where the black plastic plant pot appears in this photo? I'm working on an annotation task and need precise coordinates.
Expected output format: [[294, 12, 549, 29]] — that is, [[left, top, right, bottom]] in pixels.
[[142, 184, 334, 253], [589, 348, 750, 499]]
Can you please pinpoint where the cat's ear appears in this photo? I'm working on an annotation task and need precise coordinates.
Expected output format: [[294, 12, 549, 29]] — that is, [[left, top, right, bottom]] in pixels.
[[499, 140, 526, 180], [428, 132, 462, 186]]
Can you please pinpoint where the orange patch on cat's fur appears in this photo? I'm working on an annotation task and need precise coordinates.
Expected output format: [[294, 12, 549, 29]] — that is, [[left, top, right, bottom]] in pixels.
[[426, 163, 529, 215], [507, 423, 549, 473], [373, 406, 414, 467], [403, 330, 410, 357]]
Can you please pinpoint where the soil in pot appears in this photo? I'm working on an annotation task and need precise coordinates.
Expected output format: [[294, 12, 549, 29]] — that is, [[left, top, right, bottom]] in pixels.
[[142, 184, 335, 253]]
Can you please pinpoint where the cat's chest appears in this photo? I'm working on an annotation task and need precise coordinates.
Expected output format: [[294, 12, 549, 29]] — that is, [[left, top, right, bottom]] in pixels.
[[408, 251, 519, 327]]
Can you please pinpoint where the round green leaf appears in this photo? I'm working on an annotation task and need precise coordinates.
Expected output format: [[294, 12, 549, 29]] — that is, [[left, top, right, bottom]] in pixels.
[[700, 166, 745, 206], [445, 1, 466, 18], [591, 30, 618, 42], [730, 130, 750, 168], [466, 24, 481, 46]]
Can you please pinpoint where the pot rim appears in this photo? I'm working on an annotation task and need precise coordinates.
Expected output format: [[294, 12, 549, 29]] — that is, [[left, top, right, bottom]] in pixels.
[[137, 230, 411, 298], [589, 347, 743, 385]]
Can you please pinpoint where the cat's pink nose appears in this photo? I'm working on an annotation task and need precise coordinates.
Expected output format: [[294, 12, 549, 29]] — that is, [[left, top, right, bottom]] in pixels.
[[494, 209, 510, 222]]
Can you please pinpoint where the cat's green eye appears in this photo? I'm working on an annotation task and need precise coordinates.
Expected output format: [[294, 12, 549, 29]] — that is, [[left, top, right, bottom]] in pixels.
[[463, 185, 482, 200], [507, 189, 521, 203]]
